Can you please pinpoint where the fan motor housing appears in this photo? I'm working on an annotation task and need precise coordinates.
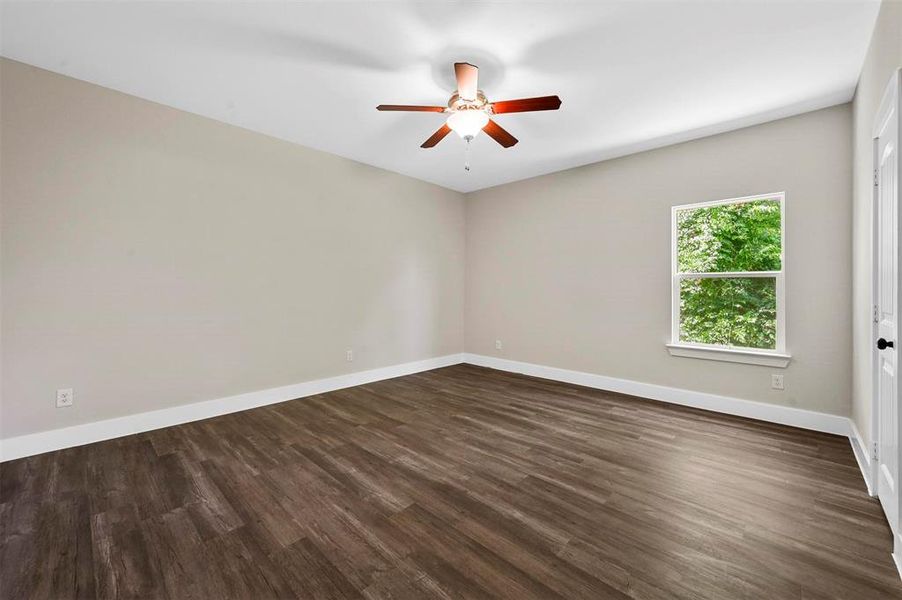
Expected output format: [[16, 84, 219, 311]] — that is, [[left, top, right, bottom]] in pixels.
[[449, 90, 488, 112]]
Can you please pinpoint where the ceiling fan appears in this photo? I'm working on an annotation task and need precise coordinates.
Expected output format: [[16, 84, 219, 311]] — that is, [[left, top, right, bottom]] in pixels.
[[377, 62, 561, 169]]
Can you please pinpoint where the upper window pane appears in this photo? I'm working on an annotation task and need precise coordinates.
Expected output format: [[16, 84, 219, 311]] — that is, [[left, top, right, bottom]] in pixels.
[[676, 199, 782, 273]]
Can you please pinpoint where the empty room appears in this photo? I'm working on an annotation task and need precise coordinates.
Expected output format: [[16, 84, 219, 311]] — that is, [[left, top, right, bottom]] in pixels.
[[2, 0, 902, 598]]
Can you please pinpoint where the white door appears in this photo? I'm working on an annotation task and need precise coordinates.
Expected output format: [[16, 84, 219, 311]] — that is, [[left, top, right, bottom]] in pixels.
[[875, 70, 901, 535]]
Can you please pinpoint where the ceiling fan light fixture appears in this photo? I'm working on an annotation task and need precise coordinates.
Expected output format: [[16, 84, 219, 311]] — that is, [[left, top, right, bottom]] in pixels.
[[447, 109, 489, 139]]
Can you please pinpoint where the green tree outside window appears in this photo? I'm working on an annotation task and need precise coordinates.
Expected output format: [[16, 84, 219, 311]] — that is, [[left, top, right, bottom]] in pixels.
[[675, 199, 782, 350]]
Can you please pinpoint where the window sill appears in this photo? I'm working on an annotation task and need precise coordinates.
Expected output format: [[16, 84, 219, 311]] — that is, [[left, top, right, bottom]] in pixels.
[[666, 344, 791, 368]]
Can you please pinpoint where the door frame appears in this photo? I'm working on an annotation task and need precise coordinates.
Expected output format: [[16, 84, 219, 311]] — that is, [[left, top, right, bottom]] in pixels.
[[871, 67, 902, 572]]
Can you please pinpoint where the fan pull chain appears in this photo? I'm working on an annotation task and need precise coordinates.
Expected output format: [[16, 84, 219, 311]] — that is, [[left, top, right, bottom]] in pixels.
[[464, 137, 472, 172]]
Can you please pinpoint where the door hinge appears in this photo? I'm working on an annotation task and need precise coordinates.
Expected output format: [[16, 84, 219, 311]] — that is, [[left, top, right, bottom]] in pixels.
[[875, 169, 879, 187], [873, 441, 879, 462]]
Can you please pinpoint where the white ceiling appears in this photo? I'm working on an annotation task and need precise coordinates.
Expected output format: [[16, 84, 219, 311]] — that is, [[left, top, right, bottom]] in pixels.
[[0, 1, 882, 193]]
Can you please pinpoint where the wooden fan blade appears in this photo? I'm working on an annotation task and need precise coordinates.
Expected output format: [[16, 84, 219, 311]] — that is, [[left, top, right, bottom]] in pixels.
[[421, 124, 452, 148], [377, 105, 446, 112], [490, 95, 562, 114], [454, 62, 478, 101], [483, 119, 518, 148]]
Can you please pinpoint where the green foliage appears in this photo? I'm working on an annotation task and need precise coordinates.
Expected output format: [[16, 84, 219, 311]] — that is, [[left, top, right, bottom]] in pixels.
[[676, 200, 781, 350], [679, 277, 776, 349], [677, 200, 781, 272]]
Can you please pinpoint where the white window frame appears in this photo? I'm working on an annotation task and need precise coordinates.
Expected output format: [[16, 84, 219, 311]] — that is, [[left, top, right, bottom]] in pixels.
[[666, 192, 791, 368]]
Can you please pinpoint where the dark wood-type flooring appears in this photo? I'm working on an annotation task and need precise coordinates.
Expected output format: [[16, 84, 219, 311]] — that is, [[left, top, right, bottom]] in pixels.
[[2, 364, 900, 599]]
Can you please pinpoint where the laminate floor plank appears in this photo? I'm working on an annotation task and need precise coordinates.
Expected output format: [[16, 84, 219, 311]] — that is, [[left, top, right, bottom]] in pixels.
[[1, 364, 899, 599]]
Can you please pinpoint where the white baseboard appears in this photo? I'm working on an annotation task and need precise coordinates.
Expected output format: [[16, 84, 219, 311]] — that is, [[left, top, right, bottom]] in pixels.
[[849, 419, 876, 496], [463, 353, 852, 437], [0, 353, 465, 462], [0, 352, 858, 467]]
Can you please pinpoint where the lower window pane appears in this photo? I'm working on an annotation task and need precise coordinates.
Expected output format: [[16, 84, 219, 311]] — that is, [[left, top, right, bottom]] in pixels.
[[679, 277, 776, 349]]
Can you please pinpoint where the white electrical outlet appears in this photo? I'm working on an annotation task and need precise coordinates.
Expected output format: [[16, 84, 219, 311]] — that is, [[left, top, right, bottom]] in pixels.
[[771, 374, 784, 390], [56, 388, 74, 408], [495, 339, 503, 350], [346, 350, 354, 362]]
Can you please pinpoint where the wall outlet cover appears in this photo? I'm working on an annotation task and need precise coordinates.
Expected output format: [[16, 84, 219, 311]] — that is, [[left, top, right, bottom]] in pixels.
[[56, 388, 74, 408]]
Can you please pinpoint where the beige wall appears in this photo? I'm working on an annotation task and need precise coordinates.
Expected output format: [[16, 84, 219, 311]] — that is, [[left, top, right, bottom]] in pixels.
[[466, 105, 852, 416], [851, 0, 902, 447], [0, 52, 863, 442], [0, 59, 465, 439]]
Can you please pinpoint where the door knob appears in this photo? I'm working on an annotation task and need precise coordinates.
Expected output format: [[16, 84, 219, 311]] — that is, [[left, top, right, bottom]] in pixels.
[[878, 338, 895, 350]]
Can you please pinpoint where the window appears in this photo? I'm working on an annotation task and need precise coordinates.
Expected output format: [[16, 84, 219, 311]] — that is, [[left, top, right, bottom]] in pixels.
[[667, 193, 789, 367]]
